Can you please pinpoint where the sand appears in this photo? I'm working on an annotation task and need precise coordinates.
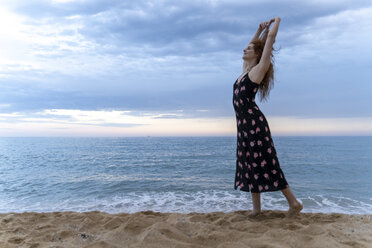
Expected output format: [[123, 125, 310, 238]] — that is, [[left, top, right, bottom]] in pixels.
[[0, 210, 371, 248]]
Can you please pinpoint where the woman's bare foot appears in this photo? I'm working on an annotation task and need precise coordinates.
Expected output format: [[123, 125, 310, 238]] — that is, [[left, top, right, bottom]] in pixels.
[[248, 210, 261, 217], [287, 200, 303, 217]]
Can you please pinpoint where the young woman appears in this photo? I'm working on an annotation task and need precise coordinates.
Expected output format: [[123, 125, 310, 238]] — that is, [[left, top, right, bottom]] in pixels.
[[233, 17, 303, 217]]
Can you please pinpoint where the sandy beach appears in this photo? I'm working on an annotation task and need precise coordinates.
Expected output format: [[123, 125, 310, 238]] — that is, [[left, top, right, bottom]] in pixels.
[[0, 210, 371, 248]]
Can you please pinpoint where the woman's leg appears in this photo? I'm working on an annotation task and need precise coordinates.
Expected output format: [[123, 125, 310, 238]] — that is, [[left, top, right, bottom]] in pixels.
[[281, 186, 303, 215], [250, 192, 261, 215], [281, 186, 297, 207]]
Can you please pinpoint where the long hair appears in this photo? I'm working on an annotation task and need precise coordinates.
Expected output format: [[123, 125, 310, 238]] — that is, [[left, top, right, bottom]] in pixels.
[[251, 39, 279, 102]]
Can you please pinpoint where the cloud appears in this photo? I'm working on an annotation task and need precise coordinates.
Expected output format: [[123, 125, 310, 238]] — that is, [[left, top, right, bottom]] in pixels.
[[3, 0, 371, 75], [0, 0, 371, 137], [279, 6, 372, 65], [6, 0, 369, 65]]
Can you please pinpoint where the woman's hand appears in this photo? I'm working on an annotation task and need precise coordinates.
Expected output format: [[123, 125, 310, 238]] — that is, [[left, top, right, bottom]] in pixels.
[[259, 21, 271, 31], [267, 17, 281, 37], [250, 18, 279, 44], [271, 17, 281, 23], [259, 18, 277, 32], [266, 17, 280, 28]]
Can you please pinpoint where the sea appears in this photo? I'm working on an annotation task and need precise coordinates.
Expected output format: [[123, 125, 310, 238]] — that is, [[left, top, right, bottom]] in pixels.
[[0, 136, 371, 215]]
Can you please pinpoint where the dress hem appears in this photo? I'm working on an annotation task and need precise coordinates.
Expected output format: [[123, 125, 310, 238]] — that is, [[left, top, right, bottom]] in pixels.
[[234, 184, 288, 193]]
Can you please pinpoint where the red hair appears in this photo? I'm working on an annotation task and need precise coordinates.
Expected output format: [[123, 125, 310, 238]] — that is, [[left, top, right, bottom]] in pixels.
[[251, 39, 279, 102]]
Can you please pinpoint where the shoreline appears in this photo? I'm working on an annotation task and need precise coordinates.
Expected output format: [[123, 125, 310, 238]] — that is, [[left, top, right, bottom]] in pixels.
[[1, 210, 371, 248]]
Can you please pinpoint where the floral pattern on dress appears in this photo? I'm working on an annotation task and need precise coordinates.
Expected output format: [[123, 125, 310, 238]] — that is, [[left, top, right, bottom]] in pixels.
[[233, 72, 289, 193]]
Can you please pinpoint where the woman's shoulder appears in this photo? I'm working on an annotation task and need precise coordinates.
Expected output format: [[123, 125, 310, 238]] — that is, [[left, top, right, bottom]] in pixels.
[[248, 70, 262, 85]]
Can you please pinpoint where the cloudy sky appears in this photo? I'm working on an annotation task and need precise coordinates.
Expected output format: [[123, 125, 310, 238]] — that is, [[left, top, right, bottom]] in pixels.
[[0, 0, 371, 136]]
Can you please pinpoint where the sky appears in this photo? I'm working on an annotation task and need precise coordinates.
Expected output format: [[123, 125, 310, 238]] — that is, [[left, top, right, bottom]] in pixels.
[[0, 0, 371, 136]]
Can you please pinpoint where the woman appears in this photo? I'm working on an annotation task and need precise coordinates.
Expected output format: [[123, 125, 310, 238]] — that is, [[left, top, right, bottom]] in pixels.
[[233, 17, 303, 217]]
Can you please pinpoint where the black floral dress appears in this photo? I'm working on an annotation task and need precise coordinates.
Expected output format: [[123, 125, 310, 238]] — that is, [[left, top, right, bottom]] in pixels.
[[233, 72, 289, 193]]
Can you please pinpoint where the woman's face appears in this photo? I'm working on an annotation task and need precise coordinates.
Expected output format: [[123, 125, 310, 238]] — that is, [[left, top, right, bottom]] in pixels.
[[242, 43, 256, 60]]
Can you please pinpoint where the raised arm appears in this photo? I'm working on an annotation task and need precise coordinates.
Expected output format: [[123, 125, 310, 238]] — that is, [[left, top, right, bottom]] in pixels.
[[249, 21, 270, 44], [249, 25, 264, 44], [254, 17, 281, 81], [259, 19, 275, 43], [267, 17, 280, 41]]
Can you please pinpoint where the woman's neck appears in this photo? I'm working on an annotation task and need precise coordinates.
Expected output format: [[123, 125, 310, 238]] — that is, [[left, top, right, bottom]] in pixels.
[[243, 60, 257, 73]]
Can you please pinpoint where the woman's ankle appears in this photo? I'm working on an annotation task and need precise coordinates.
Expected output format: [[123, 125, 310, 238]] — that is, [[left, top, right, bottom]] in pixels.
[[289, 200, 300, 208]]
